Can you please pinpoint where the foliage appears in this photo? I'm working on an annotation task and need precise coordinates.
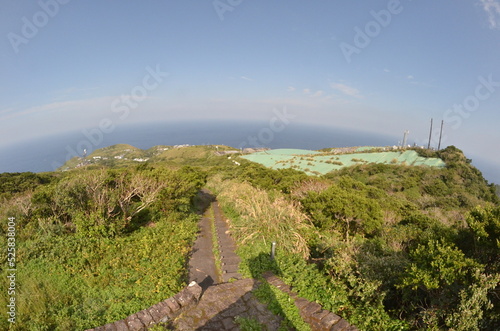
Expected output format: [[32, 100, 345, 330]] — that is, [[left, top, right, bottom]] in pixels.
[[234, 316, 265, 331], [208, 175, 313, 259], [1, 144, 498, 330], [301, 177, 383, 242], [253, 281, 311, 331], [465, 206, 500, 268], [0, 172, 56, 200], [399, 240, 481, 291], [0, 165, 205, 330], [213, 162, 309, 194], [209, 145, 500, 330], [396, 239, 497, 330]]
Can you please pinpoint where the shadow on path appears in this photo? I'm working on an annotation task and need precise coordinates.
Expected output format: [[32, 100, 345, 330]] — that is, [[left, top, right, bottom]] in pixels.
[[188, 189, 218, 291], [176, 253, 297, 331]]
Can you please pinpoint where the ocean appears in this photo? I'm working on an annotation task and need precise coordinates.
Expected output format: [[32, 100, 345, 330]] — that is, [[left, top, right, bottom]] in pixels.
[[0, 120, 497, 184]]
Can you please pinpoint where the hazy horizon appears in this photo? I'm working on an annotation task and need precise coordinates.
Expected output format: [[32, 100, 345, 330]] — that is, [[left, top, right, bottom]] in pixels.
[[1, 1, 499, 177], [0, 119, 498, 184]]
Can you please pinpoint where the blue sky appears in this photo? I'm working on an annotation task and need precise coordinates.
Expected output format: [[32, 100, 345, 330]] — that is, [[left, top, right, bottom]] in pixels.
[[1, 1, 499, 177]]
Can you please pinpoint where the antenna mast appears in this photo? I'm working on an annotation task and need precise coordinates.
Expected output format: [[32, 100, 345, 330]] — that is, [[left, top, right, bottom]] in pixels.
[[402, 130, 409, 148], [437, 120, 444, 150], [427, 118, 433, 149]]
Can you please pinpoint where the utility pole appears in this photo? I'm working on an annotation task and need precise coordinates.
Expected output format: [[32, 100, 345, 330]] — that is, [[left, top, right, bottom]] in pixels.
[[437, 120, 444, 150], [402, 130, 409, 148], [427, 118, 433, 149]]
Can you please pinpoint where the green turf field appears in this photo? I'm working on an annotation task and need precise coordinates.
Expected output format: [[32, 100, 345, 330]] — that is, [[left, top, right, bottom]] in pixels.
[[241, 148, 445, 175]]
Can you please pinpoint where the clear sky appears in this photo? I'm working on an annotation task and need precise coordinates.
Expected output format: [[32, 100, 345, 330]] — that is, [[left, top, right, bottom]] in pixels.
[[1, 1, 499, 174]]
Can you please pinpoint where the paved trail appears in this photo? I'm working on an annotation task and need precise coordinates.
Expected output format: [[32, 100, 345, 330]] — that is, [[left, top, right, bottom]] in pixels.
[[173, 278, 282, 330], [173, 191, 357, 331], [87, 191, 357, 330], [179, 194, 284, 330]]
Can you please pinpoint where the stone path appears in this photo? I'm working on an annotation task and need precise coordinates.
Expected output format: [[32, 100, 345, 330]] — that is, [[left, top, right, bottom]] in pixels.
[[88, 191, 359, 330], [178, 197, 283, 330], [187, 195, 243, 287], [211, 201, 242, 282], [173, 278, 282, 330], [176, 195, 359, 331], [188, 194, 220, 289]]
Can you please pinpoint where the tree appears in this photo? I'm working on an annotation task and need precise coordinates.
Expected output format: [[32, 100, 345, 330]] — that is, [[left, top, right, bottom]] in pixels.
[[466, 206, 500, 269], [397, 239, 494, 330], [301, 180, 383, 242]]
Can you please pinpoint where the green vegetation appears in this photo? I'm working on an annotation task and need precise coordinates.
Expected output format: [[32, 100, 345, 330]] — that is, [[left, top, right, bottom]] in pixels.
[[0, 165, 206, 330], [241, 148, 446, 175], [209, 145, 500, 330], [253, 281, 311, 331], [1, 144, 498, 330], [209, 206, 223, 282], [234, 316, 265, 331], [60, 144, 238, 171]]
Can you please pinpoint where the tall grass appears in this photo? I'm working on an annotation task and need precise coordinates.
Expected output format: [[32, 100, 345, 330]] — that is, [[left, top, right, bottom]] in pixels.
[[208, 176, 312, 259]]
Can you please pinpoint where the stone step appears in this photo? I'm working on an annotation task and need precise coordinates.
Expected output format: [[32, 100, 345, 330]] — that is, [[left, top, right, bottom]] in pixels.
[[216, 231, 232, 239], [221, 253, 240, 261], [222, 264, 239, 273], [220, 256, 241, 265], [218, 245, 237, 252], [222, 272, 242, 282], [217, 237, 235, 244], [219, 247, 237, 255]]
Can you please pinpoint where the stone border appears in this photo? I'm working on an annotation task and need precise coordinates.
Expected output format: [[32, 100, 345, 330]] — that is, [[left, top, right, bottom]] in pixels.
[[212, 201, 242, 282], [85, 281, 202, 331], [263, 272, 359, 331]]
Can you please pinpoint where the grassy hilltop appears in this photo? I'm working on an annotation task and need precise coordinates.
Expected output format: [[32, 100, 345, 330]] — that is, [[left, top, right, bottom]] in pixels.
[[1, 144, 499, 330]]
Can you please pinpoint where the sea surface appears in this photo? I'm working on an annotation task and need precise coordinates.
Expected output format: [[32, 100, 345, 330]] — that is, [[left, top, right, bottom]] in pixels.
[[0, 120, 497, 184]]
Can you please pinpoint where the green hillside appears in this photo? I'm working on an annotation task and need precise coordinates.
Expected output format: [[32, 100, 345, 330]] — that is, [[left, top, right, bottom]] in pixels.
[[241, 147, 446, 175], [58, 144, 240, 171], [1, 144, 499, 330]]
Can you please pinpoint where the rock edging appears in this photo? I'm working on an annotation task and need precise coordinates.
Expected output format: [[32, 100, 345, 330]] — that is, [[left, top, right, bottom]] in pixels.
[[85, 281, 202, 331], [263, 272, 359, 331], [212, 201, 242, 282]]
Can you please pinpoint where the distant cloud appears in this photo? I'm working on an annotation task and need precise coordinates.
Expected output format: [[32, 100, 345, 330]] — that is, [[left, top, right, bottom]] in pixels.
[[240, 76, 253, 81], [407, 75, 414, 80], [312, 90, 324, 98], [480, 0, 500, 29], [0, 108, 16, 117], [330, 82, 363, 98], [287, 86, 296, 92], [302, 88, 324, 97], [383, 68, 390, 73]]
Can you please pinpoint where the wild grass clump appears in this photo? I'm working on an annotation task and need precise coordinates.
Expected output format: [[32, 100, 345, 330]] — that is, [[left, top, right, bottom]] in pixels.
[[208, 176, 312, 259]]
